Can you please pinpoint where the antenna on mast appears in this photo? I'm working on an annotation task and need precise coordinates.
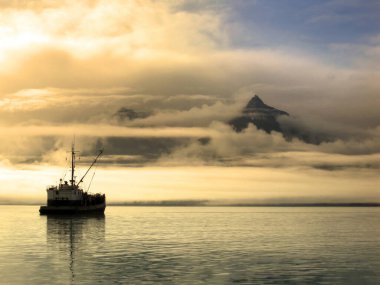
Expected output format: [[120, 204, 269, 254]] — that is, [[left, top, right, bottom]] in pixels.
[[71, 139, 75, 187], [70, 135, 80, 187]]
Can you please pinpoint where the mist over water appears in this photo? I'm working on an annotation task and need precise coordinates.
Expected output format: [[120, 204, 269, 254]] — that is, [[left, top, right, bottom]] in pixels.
[[1, 206, 380, 284]]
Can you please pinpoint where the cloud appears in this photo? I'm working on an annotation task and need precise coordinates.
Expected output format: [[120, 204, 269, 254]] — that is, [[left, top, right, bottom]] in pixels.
[[3, 47, 379, 126], [1, 0, 380, 131], [0, 1, 380, 204], [127, 101, 242, 127], [154, 121, 380, 171], [0, 123, 212, 165], [0, 86, 380, 170], [0, 124, 214, 138], [0, 0, 379, 173], [278, 115, 370, 144], [0, 0, 226, 63]]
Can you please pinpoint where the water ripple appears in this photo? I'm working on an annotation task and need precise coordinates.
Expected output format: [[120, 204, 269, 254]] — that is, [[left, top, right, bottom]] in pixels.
[[0, 206, 380, 284]]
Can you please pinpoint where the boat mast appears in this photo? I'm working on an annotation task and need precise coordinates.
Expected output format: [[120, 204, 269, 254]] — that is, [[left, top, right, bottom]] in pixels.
[[71, 142, 76, 187]]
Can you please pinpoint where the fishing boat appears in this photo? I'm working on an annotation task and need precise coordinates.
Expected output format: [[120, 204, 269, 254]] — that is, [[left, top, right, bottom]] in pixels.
[[39, 144, 105, 215]]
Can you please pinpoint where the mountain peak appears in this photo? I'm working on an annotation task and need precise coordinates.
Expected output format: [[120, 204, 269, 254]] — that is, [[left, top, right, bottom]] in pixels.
[[243, 95, 288, 116], [229, 94, 289, 133], [245, 95, 267, 109]]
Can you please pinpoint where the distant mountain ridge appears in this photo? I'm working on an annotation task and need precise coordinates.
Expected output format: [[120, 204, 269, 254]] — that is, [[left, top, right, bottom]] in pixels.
[[114, 107, 151, 121], [113, 96, 333, 146], [229, 95, 336, 145]]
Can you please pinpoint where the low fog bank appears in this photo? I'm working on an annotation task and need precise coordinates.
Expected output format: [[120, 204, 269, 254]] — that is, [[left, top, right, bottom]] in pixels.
[[2, 198, 380, 207]]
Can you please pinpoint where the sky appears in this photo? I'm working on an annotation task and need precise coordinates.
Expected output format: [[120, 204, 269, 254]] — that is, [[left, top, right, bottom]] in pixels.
[[0, 0, 380, 204]]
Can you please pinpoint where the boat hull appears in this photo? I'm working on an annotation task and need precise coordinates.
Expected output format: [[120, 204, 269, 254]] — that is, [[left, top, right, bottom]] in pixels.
[[39, 203, 106, 215]]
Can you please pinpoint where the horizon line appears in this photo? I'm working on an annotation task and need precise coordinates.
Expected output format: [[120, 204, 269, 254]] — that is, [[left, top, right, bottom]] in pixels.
[[1, 202, 380, 207]]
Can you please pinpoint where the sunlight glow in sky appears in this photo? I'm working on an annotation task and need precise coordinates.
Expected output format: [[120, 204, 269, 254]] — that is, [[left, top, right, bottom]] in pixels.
[[0, 0, 380, 203]]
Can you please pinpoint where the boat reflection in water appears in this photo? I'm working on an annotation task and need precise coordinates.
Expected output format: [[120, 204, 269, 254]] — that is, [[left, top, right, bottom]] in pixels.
[[46, 214, 105, 284]]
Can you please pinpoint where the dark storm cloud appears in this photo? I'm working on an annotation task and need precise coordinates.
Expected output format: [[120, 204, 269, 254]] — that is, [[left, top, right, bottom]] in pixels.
[[97, 137, 191, 164], [278, 116, 371, 145]]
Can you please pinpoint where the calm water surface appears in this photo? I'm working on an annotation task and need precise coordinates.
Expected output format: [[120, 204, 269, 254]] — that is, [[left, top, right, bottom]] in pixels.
[[0, 206, 380, 284]]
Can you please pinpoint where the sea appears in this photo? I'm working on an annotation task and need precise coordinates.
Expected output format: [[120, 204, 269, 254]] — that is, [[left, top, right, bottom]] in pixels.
[[0, 206, 380, 285]]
